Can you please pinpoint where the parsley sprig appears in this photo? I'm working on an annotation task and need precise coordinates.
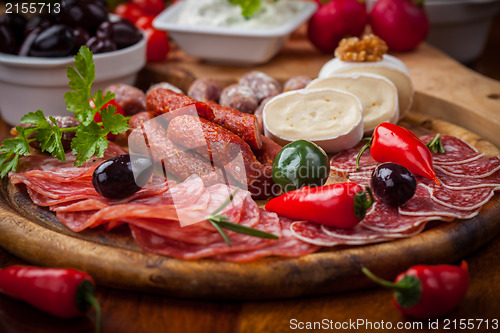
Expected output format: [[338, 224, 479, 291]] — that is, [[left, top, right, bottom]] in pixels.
[[0, 46, 130, 177]]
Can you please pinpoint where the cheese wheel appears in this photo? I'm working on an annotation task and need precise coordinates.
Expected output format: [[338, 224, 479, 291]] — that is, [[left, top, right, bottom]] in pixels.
[[306, 73, 399, 134], [318, 54, 413, 118], [263, 88, 363, 153]]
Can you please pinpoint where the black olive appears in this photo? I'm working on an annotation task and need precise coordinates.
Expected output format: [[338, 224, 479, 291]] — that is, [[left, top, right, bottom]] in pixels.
[[0, 13, 27, 45], [29, 24, 75, 57], [370, 162, 417, 206], [92, 154, 153, 199], [72, 27, 90, 53], [85, 36, 117, 54], [0, 23, 17, 54], [96, 19, 142, 49], [61, 0, 108, 32]]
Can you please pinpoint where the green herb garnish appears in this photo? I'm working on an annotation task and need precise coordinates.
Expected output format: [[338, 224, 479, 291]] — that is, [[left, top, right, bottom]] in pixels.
[[228, 0, 262, 19], [208, 188, 279, 246], [0, 46, 130, 176]]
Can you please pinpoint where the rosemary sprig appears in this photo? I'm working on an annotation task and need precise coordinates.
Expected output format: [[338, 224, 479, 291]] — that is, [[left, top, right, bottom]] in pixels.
[[426, 134, 445, 154], [207, 188, 279, 246]]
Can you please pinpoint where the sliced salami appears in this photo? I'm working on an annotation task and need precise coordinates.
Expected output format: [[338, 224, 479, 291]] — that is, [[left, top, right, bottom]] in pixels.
[[399, 185, 480, 219], [422, 183, 495, 211], [290, 221, 393, 247], [433, 170, 500, 190], [435, 157, 500, 178], [419, 134, 483, 165], [330, 142, 377, 174], [130, 210, 281, 260], [211, 217, 320, 262], [360, 201, 449, 233]]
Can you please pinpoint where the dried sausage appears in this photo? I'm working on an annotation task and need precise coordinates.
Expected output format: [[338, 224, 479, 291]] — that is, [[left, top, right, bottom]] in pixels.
[[239, 71, 282, 102], [219, 83, 258, 114], [283, 75, 312, 91], [167, 115, 264, 186], [104, 84, 146, 116], [187, 77, 222, 102]]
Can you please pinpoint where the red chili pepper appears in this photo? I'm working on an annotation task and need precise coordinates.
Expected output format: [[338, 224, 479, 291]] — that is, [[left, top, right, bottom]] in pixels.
[[265, 182, 373, 229], [356, 122, 440, 185], [362, 261, 469, 319], [0, 265, 101, 331]]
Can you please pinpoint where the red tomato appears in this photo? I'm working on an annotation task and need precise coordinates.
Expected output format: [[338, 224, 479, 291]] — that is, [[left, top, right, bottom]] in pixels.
[[92, 99, 125, 123], [369, 0, 429, 52], [91, 99, 125, 140], [131, 0, 165, 16], [114, 3, 144, 23], [307, 0, 367, 53], [136, 16, 170, 62]]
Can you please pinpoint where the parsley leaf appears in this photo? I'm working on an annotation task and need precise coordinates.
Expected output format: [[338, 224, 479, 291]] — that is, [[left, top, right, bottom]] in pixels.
[[71, 121, 108, 166], [21, 111, 66, 162], [228, 0, 262, 18], [0, 126, 32, 177], [100, 106, 129, 135]]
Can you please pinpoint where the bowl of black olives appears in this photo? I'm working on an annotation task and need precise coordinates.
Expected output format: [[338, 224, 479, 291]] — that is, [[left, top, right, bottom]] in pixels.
[[0, 0, 146, 125]]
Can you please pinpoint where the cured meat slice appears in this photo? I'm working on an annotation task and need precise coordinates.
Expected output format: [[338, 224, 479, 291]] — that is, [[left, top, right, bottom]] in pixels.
[[347, 171, 372, 186], [422, 183, 495, 211], [129, 210, 281, 260], [399, 185, 480, 219], [330, 142, 377, 174], [123, 217, 223, 245], [419, 134, 483, 165], [211, 217, 321, 262], [432, 170, 500, 190], [360, 201, 449, 233], [435, 157, 500, 178], [290, 221, 392, 246], [56, 210, 101, 231]]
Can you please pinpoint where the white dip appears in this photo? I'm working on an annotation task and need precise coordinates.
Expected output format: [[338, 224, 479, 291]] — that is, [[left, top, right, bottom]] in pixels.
[[176, 0, 302, 29]]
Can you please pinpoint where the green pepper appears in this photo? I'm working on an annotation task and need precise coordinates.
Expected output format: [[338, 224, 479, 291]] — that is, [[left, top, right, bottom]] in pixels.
[[272, 140, 330, 193]]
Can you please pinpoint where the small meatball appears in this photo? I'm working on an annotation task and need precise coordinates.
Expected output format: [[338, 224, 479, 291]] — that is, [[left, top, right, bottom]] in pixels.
[[239, 71, 282, 103], [105, 84, 146, 116], [147, 82, 184, 95], [284, 75, 312, 91], [187, 77, 222, 102], [219, 84, 258, 114], [253, 96, 273, 134]]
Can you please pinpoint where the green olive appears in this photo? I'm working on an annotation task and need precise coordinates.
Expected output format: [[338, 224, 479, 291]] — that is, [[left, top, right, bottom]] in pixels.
[[272, 140, 330, 193]]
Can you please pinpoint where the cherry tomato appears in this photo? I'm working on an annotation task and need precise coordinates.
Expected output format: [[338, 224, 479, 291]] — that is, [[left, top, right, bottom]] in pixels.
[[135, 15, 169, 62], [90, 99, 125, 140], [114, 2, 144, 23], [131, 0, 165, 16]]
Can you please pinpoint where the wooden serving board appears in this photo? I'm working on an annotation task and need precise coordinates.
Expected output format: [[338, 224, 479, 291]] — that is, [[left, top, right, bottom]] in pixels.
[[0, 102, 499, 300]]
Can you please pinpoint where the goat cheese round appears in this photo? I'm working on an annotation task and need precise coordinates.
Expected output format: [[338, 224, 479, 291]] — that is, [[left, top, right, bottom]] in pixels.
[[306, 73, 399, 134], [263, 88, 363, 153], [318, 54, 413, 118]]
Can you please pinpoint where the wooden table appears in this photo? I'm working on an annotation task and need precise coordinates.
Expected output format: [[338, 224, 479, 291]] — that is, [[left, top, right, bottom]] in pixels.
[[1, 24, 500, 333]]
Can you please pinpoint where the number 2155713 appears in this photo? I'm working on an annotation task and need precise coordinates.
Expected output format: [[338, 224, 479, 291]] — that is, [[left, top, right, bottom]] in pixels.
[[5, 2, 61, 14]]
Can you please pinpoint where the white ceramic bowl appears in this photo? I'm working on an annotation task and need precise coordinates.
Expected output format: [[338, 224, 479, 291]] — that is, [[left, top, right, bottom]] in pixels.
[[0, 34, 146, 125], [153, 1, 317, 65], [367, 0, 500, 63]]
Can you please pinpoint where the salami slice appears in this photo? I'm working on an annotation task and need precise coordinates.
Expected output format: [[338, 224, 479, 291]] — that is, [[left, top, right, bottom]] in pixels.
[[434, 157, 500, 178], [130, 210, 281, 260], [330, 142, 377, 174], [360, 201, 449, 233], [399, 185, 480, 219], [422, 183, 495, 211], [290, 221, 394, 246], [433, 170, 500, 190], [211, 217, 320, 262], [419, 134, 483, 165]]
